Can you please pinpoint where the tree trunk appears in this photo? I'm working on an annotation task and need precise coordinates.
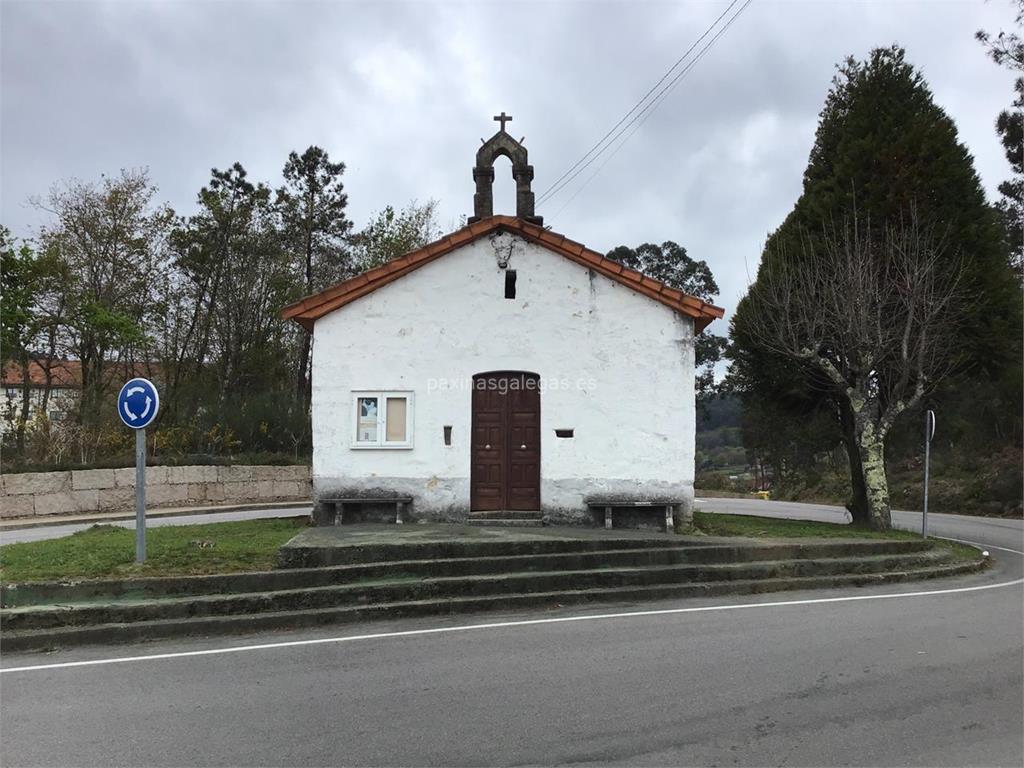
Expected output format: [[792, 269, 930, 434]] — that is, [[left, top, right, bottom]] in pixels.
[[853, 417, 892, 530], [296, 330, 311, 414], [39, 355, 54, 414], [16, 352, 31, 455], [78, 349, 94, 426], [43, 297, 64, 416], [838, 397, 870, 524], [295, 227, 314, 415]]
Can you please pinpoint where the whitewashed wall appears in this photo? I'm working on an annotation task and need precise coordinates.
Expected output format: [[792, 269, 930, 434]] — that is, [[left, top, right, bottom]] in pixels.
[[311, 234, 697, 522], [1, 387, 78, 435]]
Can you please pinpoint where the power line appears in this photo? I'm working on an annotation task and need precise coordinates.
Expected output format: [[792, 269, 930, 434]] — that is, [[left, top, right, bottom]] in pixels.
[[538, 0, 753, 211], [552, 0, 753, 221], [535, 0, 740, 205], [540, 0, 752, 209]]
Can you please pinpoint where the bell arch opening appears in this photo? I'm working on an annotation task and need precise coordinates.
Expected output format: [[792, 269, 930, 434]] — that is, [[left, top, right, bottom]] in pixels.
[[491, 155, 516, 216], [468, 122, 543, 225]]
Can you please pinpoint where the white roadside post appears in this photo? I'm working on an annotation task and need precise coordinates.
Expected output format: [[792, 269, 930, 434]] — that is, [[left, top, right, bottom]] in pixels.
[[117, 378, 160, 563], [922, 409, 936, 539]]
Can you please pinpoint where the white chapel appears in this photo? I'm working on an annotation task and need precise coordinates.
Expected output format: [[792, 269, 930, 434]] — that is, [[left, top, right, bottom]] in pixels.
[[282, 117, 723, 527]]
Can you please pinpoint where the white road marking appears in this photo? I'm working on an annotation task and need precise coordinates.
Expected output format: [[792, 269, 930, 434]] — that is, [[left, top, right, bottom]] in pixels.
[[3, 574, 1021, 675], [940, 539, 1024, 556]]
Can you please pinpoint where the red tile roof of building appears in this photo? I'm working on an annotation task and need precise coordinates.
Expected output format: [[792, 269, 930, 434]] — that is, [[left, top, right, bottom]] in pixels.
[[280, 216, 725, 333], [2, 360, 160, 389], [2, 359, 83, 389]]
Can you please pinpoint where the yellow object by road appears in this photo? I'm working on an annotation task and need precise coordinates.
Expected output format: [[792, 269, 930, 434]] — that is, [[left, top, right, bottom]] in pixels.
[[754, 490, 771, 500]]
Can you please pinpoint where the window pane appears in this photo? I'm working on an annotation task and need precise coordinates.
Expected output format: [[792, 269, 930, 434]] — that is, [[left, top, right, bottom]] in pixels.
[[357, 397, 378, 442], [386, 397, 407, 442]]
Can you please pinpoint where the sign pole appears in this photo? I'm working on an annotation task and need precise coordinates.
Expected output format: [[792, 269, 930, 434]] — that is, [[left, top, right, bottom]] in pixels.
[[922, 409, 935, 539], [118, 377, 159, 565], [136, 427, 146, 563]]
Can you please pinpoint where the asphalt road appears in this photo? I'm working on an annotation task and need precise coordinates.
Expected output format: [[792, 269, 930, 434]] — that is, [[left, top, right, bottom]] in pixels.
[[1, 500, 1021, 767]]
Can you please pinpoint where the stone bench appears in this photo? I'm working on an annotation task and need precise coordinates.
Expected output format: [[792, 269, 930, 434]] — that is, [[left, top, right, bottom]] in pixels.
[[319, 496, 413, 526], [585, 500, 681, 533]]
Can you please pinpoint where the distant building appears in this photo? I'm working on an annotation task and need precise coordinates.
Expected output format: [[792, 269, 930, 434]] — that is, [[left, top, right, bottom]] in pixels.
[[1, 359, 82, 432], [1, 359, 160, 434]]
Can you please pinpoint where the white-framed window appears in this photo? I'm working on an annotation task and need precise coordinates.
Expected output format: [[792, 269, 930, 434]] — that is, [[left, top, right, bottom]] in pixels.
[[352, 391, 413, 449]]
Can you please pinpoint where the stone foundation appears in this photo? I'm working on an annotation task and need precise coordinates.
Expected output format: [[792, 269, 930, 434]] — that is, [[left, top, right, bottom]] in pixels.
[[312, 475, 694, 527], [1, 465, 311, 519]]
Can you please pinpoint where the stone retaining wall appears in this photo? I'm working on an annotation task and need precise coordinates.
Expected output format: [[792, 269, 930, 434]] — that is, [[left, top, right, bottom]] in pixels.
[[0, 465, 312, 519]]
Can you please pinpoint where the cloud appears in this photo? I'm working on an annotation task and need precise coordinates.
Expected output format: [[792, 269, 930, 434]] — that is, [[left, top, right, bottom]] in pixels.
[[2, 0, 1019, 333]]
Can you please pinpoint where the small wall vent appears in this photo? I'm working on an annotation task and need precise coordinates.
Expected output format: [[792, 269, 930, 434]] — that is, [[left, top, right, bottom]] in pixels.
[[554, 428, 574, 438], [505, 270, 517, 299]]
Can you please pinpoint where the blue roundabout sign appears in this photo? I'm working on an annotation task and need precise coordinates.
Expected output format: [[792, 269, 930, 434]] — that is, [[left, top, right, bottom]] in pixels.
[[117, 377, 160, 430]]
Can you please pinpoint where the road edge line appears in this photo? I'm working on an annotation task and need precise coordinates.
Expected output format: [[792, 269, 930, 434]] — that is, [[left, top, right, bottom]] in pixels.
[[3, 573, 1021, 675]]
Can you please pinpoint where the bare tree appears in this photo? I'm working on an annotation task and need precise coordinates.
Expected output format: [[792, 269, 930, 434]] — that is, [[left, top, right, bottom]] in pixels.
[[744, 209, 965, 529], [35, 170, 173, 439]]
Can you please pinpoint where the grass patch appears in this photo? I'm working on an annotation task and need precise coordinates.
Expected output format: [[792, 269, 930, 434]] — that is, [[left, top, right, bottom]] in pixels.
[[0, 518, 307, 582], [693, 511, 982, 562], [693, 510, 923, 540]]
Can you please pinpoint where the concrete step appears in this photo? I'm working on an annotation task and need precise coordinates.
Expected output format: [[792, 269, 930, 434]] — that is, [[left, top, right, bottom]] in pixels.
[[275, 533, 933, 569], [0, 558, 985, 653], [1, 550, 961, 632], [276, 533, 703, 568], [467, 519, 543, 527], [2, 539, 938, 608], [467, 511, 544, 520]]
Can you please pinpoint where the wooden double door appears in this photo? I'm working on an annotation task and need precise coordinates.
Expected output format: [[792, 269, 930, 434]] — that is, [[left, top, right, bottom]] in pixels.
[[470, 372, 541, 511]]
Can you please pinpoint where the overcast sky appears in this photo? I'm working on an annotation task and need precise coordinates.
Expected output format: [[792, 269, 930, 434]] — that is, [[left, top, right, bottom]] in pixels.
[[2, 0, 1019, 329]]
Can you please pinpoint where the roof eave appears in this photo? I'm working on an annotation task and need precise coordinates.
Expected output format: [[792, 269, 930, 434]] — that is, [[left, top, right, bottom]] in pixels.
[[280, 216, 727, 333]]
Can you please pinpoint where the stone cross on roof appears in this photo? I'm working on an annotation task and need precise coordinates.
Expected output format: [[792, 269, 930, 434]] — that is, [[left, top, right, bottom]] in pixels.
[[469, 114, 541, 226]]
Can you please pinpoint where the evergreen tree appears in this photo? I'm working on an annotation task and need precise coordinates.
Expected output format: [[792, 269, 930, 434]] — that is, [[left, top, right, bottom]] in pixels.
[[977, 0, 1024, 272], [0, 230, 59, 453], [606, 241, 719, 301], [173, 163, 295, 442], [731, 46, 1021, 528], [277, 146, 353, 414], [792, 46, 1016, 368]]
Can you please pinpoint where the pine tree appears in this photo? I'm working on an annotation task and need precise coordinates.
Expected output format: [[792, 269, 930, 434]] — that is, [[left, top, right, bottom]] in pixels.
[[277, 146, 353, 415]]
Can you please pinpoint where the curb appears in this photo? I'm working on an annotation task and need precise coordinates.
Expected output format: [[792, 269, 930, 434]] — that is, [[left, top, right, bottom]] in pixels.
[[0, 558, 987, 653], [0, 501, 313, 531], [0, 539, 936, 606], [0, 535, 988, 652]]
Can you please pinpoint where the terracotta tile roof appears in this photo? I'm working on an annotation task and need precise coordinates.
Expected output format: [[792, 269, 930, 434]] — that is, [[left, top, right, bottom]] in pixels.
[[281, 216, 725, 333], [2, 359, 83, 388], [2, 359, 161, 389]]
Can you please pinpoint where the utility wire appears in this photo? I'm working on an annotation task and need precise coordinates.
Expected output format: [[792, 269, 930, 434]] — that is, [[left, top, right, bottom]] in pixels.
[[535, 0, 740, 205], [548, 0, 753, 220], [538, 0, 753, 210], [540, 0, 752, 208]]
